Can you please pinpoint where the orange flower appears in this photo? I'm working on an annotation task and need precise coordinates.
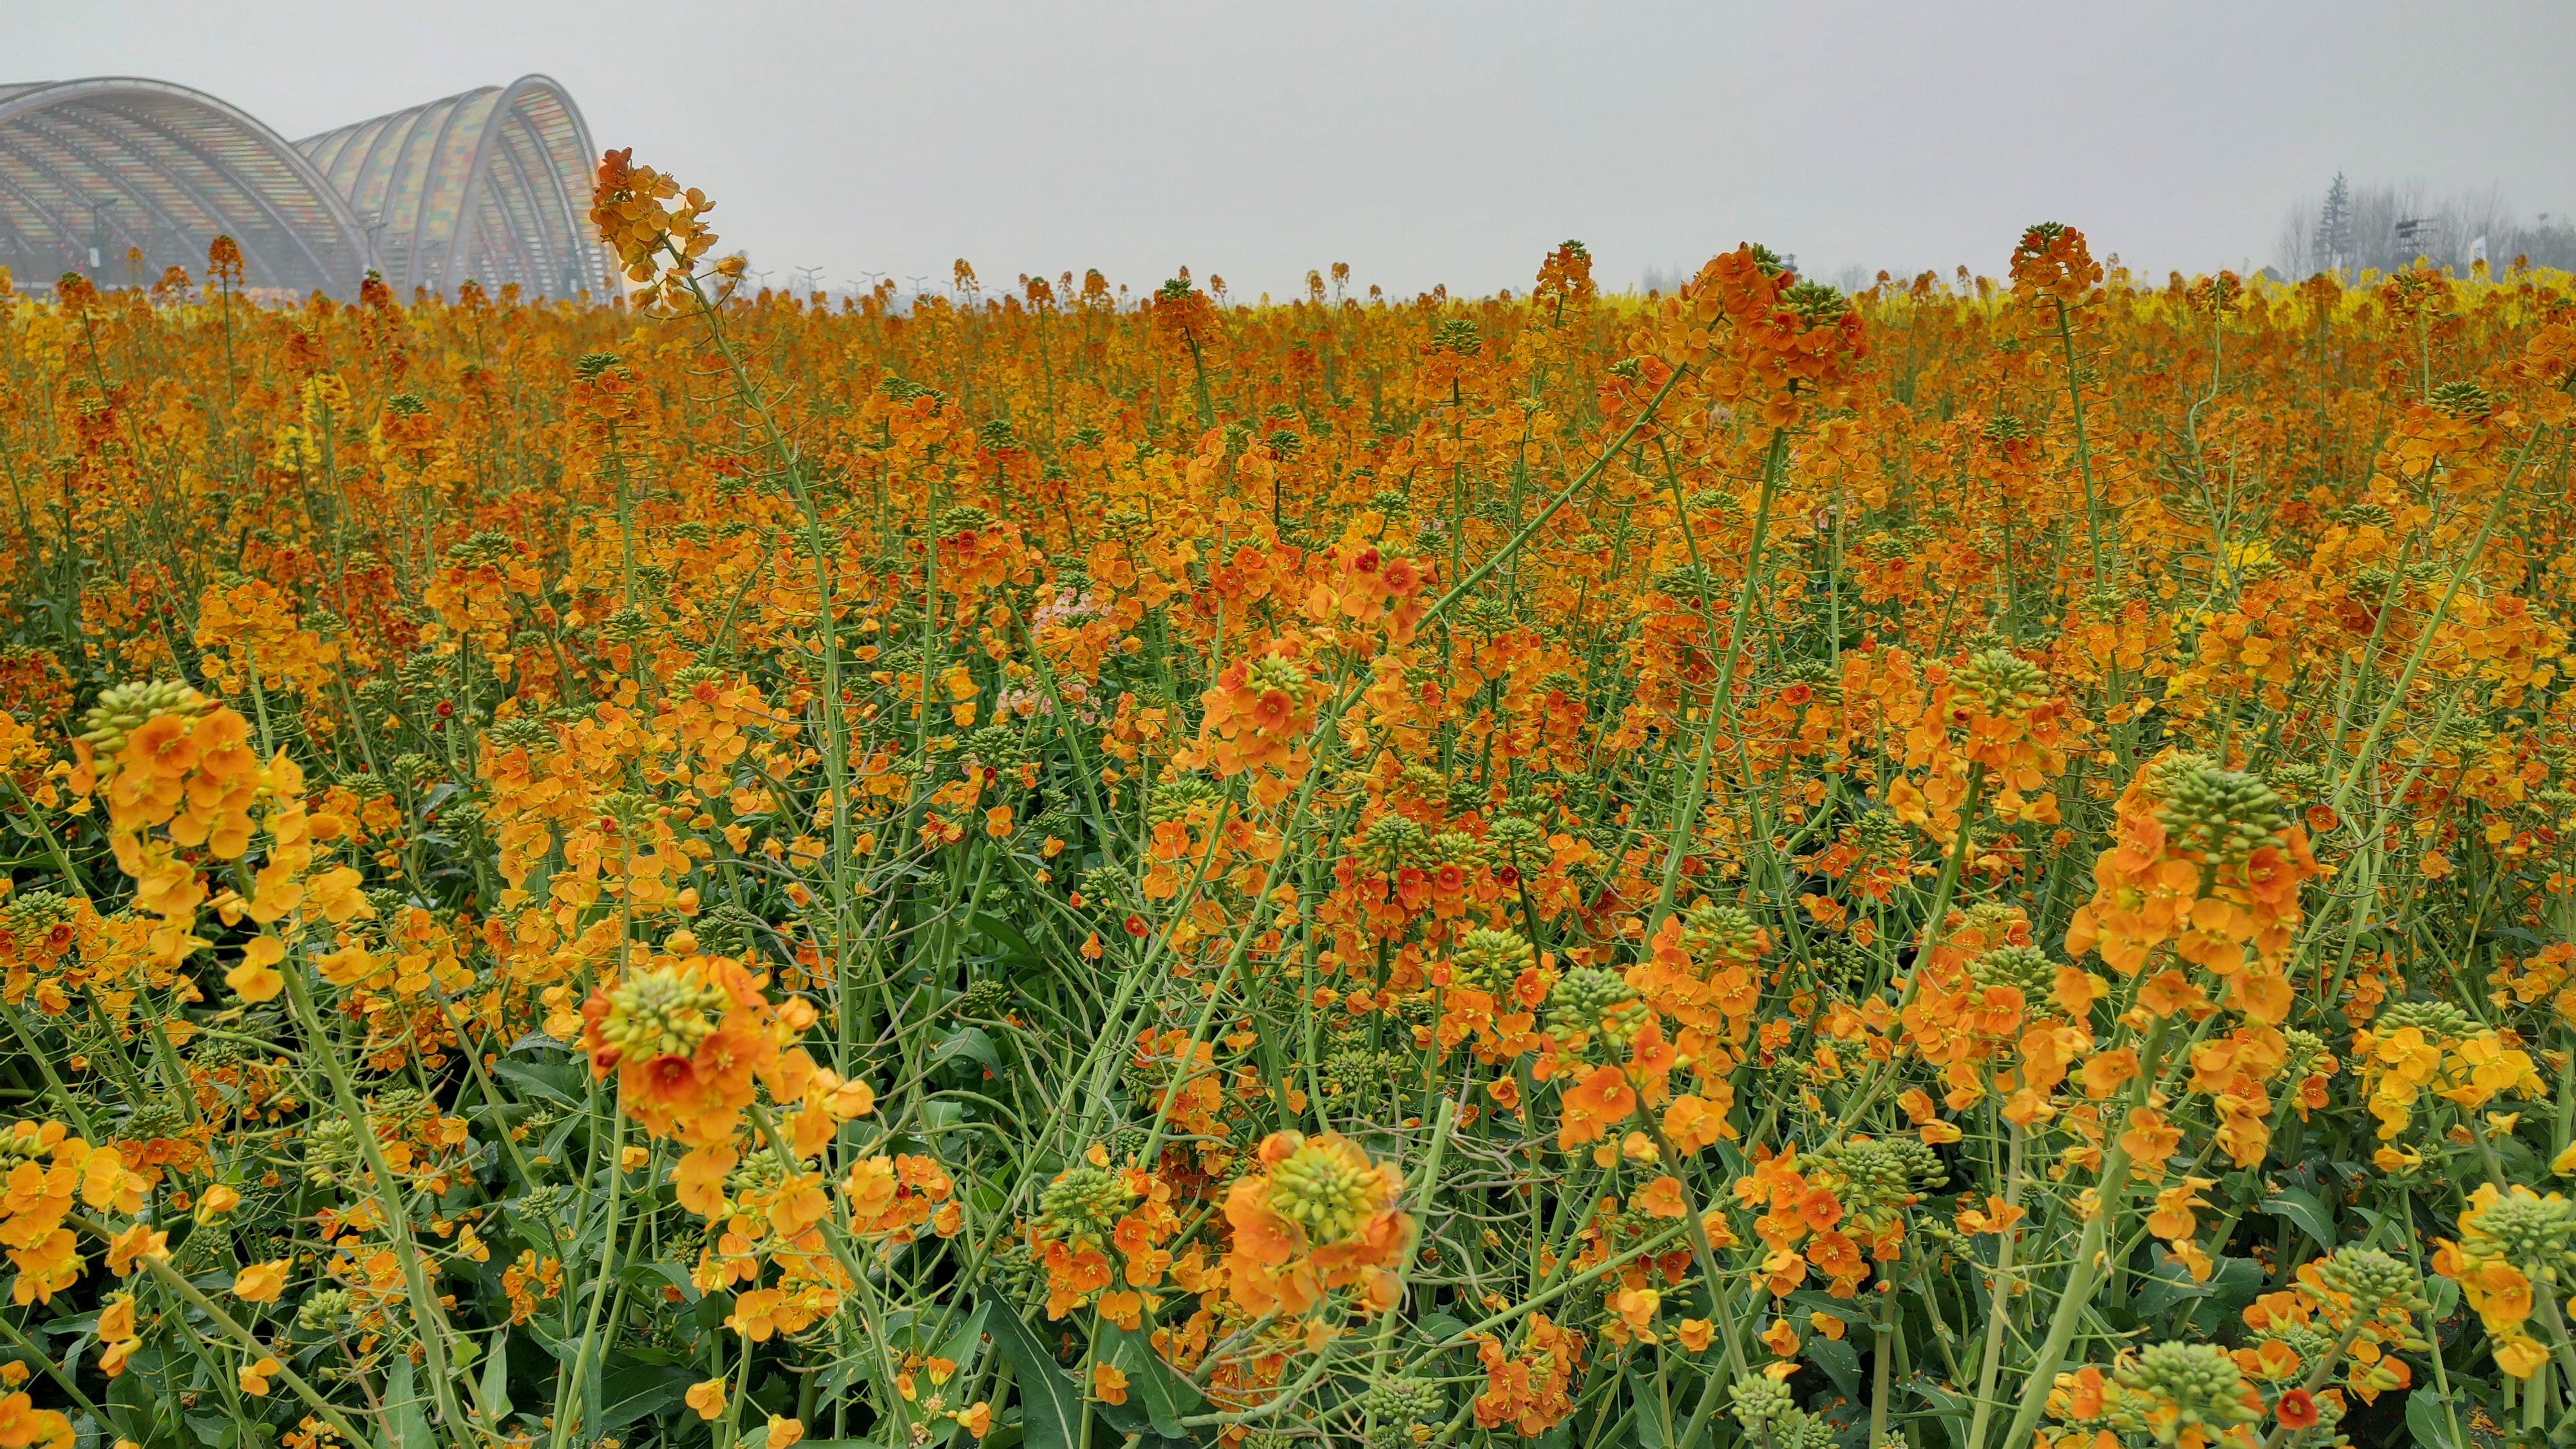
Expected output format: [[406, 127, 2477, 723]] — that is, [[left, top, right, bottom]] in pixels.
[[97, 1297, 136, 1343], [1613, 1286, 1661, 1336], [1759, 1318, 1798, 1357], [675, 1143, 736, 1218], [1663, 1094, 1734, 1152], [105, 1224, 167, 1278], [1557, 1065, 1638, 1149], [1635, 1175, 1688, 1218]]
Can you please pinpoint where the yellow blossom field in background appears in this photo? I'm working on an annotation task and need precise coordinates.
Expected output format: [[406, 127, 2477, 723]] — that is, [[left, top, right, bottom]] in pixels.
[[0, 155, 2571, 1449]]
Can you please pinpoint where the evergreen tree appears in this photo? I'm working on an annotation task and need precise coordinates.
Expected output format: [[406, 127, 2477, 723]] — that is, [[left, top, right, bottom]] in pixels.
[[2313, 173, 2353, 279]]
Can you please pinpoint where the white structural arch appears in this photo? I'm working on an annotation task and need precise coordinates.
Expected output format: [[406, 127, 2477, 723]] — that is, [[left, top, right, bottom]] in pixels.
[[297, 75, 612, 299], [0, 77, 368, 295], [0, 74, 613, 299]]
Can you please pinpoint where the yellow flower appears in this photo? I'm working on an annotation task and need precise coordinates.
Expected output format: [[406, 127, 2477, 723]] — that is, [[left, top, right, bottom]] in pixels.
[[2223, 538, 2274, 572], [2495, 1334, 2548, 1379], [684, 1380, 725, 1422], [231, 1260, 288, 1303], [225, 934, 286, 1003]]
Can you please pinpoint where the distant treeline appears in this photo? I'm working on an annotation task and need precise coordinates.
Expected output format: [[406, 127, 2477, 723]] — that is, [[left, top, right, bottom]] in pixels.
[[1630, 179, 2576, 299], [2277, 174, 2576, 278]]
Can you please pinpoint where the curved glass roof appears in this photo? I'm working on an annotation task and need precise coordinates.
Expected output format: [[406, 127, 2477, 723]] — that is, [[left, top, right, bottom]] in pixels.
[[0, 75, 612, 299], [298, 76, 609, 299]]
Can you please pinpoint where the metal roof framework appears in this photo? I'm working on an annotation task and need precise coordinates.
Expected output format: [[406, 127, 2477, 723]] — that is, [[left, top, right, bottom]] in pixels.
[[297, 76, 611, 300], [0, 75, 613, 300], [0, 77, 365, 295]]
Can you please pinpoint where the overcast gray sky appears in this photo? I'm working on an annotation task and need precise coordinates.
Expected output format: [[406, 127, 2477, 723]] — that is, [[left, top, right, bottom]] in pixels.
[[14, 1, 2575, 299]]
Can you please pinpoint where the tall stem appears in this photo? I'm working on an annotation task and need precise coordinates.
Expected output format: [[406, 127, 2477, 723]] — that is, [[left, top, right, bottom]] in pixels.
[[281, 963, 471, 1446], [1962, 1120, 2025, 1449], [1999, 1014, 2173, 1449], [1648, 428, 1788, 938], [2053, 300, 2106, 592]]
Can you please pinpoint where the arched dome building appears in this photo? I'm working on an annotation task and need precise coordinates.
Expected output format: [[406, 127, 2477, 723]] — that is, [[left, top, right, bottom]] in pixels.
[[0, 74, 612, 300], [296, 77, 608, 301]]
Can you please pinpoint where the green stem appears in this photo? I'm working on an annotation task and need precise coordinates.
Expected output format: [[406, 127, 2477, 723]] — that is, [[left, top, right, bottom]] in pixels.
[[280, 963, 471, 1446], [1962, 1120, 2025, 1449], [1998, 1014, 2172, 1449], [1647, 428, 1787, 939]]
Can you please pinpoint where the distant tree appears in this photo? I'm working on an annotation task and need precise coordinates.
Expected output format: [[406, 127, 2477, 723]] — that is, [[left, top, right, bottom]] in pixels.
[[2275, 176, 2576, 278], [2313, 173, 2352, 279]]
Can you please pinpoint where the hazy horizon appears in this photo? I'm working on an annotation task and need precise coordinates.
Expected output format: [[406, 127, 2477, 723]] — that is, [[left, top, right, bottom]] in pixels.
[[14, 1, 2575, 301]]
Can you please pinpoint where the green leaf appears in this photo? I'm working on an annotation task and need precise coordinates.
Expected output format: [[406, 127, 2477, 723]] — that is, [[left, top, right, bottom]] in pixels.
[[1904, 1375, 1975, 1449], [384, 1353, 435, 1449], [2404, 1388, 2463, 1449], [2134, 1248, 2269, 1324], [491, 1058, 583, 1108], [967, 913, 1040, 966], [477, 1331, 515, 1427], [1408, 1312, 1468, 1353], [596, 1361, 695, 1430], [106, 1361, 155, 1441], [2260, 1187, 2338, 1253], [936, 1300, 994, 1378], [636, 1258, 702, 1303], [2136, 1253, 2213, 1318], [1623, 1369, 1678, 1449], [985, 1310, 1083, 1449], [2426, 1271, 2460, 1321], [1100, 1323, 1207, 1439], [523, 1318, 576, 1365], [1805, 1331, 1861, 1405], [933, 1026, 1003, 1076]]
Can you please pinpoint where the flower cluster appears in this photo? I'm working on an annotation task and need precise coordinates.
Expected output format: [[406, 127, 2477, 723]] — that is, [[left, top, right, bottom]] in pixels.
[[2065, 752, 2318, 1022], [2435, 1184, 2576, 1378], [1220, 1131, 1412, 1317]]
